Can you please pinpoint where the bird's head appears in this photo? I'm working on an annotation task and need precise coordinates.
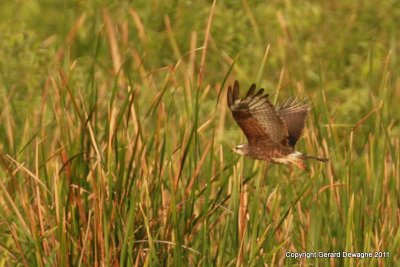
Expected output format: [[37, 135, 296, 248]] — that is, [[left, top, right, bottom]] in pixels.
[[232, 144, 249, 156]]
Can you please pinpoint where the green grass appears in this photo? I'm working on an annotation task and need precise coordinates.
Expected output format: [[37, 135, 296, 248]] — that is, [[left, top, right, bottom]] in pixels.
[[1, 0, 399, 266]]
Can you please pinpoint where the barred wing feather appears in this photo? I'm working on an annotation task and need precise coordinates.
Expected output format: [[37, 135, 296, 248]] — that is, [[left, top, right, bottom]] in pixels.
[[276, 98, 310, 147], [227, 81, 289, 146]]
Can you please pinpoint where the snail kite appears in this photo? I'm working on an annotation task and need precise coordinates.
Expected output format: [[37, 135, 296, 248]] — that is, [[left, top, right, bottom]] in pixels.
[[227, 80, 328, 169]]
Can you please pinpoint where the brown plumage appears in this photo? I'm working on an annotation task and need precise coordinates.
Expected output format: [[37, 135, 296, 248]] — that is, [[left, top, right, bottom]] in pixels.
[[227, 80, 328, 169]]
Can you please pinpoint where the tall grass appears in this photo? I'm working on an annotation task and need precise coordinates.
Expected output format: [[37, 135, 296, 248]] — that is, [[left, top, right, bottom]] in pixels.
[[0, 0, 399, 266]]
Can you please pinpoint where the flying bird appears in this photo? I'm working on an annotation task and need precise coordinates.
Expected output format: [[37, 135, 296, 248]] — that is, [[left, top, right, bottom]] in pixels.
[[227, 80, 328, 169]]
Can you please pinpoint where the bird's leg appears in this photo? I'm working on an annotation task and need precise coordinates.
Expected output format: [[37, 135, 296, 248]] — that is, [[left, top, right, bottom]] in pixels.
[[293, 160, 307, 171]]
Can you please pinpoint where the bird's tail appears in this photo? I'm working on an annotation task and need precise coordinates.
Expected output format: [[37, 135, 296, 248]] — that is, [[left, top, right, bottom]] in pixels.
[[287, 152, 328, 170], [300, 154, 329, 162]]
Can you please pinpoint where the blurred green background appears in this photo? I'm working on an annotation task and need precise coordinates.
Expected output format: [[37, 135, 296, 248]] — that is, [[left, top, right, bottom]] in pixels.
[[0, 0, 399, 266]]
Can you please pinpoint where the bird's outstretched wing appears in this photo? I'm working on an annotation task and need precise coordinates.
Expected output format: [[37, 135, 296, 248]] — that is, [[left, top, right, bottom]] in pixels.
[[276, 98, 310, 147], [227, 80, 289, 146]]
